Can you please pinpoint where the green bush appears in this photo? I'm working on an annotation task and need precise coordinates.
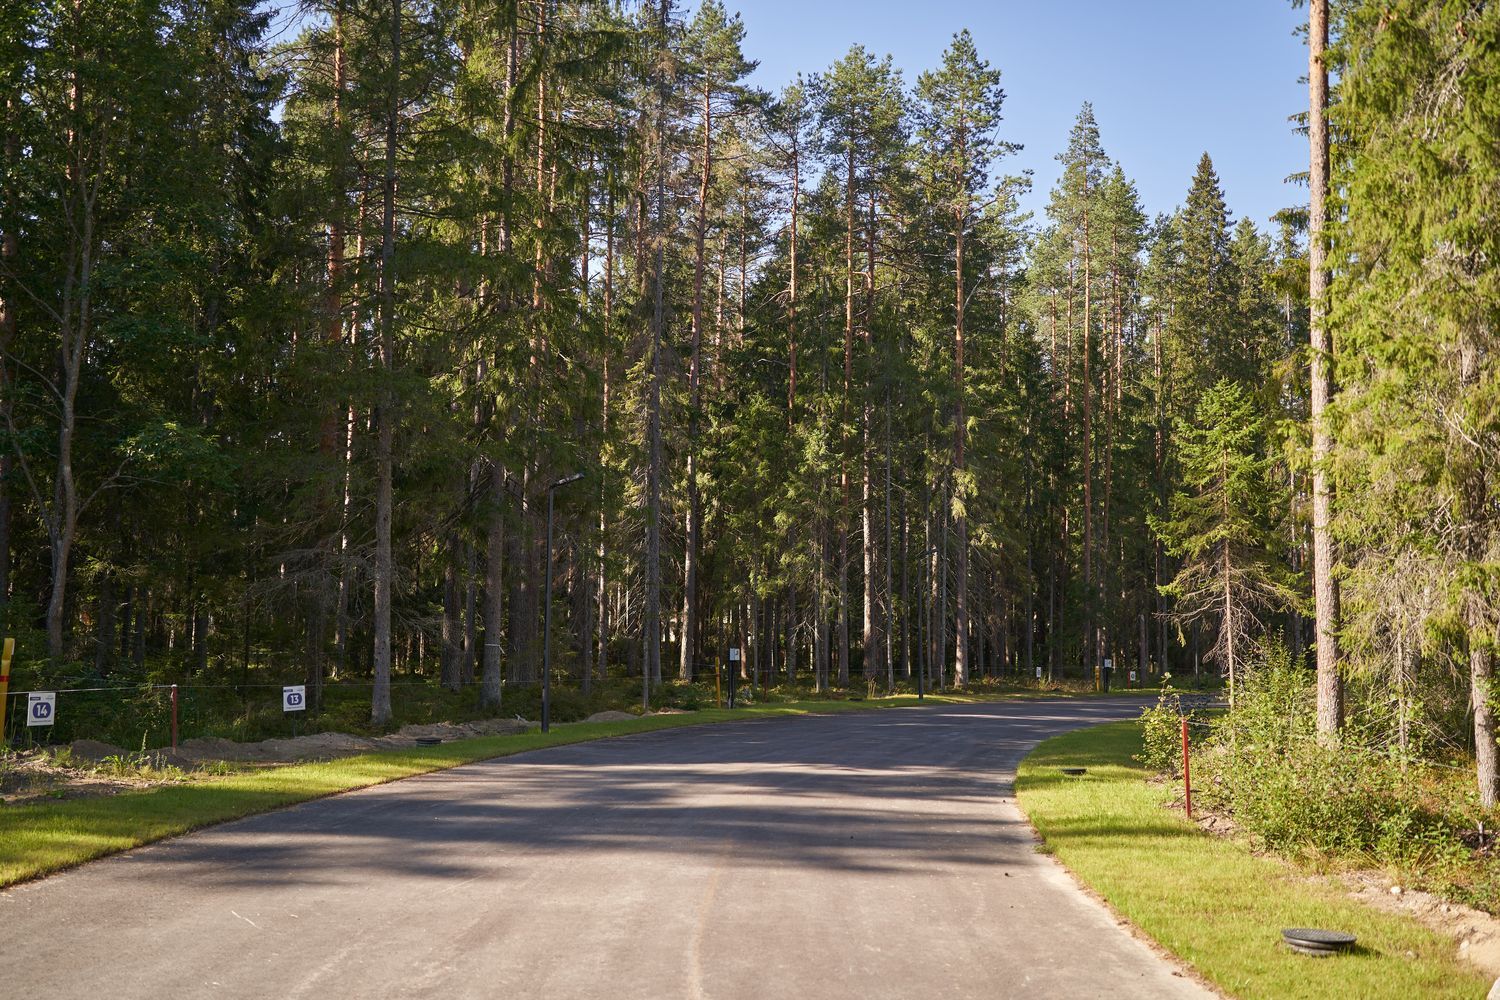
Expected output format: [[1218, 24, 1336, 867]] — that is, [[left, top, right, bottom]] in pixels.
[[1136, 679, 1191, 776], [1193, 647, 1464, 865]]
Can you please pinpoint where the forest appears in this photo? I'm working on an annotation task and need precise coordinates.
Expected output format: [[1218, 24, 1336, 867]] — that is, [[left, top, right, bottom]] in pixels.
[[0, 1, 1496, 806]]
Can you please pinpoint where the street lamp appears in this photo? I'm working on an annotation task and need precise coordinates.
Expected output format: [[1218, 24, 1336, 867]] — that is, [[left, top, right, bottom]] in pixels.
[[542, 471, 585, 734]]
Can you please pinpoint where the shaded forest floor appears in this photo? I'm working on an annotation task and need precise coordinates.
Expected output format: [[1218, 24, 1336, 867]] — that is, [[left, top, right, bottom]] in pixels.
[[4, 669, 1175, 770]]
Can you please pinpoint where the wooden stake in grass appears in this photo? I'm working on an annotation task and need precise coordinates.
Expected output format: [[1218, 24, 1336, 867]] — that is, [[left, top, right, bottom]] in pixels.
[[0, 637, 12, 737]]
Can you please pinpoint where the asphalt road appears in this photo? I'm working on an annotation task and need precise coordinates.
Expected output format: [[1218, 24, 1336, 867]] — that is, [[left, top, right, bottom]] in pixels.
[[4, 699, 1210, 999]]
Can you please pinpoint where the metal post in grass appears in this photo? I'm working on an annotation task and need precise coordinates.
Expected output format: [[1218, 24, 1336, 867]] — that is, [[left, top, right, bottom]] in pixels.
[[542, 472, 585, 735], [171, 684, 180, 752], [1180, 717, 1193, 819]]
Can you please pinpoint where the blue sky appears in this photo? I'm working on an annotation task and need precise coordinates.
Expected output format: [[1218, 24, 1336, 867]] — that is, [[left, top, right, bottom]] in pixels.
[[718, 0, 1308, 230]]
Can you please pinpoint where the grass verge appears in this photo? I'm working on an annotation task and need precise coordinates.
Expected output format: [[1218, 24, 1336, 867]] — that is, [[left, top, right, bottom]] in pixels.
[[1016, 721, 1490, 999], [0, 693, 995, 888]]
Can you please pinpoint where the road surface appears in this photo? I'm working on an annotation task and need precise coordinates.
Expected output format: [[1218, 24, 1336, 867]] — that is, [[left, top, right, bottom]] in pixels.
[[4, 698, 1210, 999]]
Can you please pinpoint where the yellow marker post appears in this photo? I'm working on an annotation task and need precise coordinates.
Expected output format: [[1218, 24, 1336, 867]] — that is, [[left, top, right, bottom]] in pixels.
[[0, 638, 13, 739]]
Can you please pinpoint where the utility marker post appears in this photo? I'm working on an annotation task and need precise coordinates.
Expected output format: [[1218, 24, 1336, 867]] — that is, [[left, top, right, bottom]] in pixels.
[[1181, 717, 1193, 819], [284, 684, 306, 737]]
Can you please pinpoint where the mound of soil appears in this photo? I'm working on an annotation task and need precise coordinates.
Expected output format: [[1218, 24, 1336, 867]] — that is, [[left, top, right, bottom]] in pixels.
[[67, 740, 128, 762], [166, 717, 537, 765], [256, 732, 380, 760], [1344, 872, 1500, 978], [582, 710, 639, 723], [382, 718, 534, 744]]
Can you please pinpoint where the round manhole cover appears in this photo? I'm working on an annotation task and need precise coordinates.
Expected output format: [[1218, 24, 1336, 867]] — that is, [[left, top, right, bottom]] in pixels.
[[1060, 767, 1087, 776], [415, 736, 443, 746], [1282, 928, 1356, 956]]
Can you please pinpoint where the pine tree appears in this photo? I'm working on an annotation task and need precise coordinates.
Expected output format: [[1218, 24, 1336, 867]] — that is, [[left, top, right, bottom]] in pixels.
[[814, 46, 906, 684], [678, 1, 756, 682], [916, 29, 1016, 689]]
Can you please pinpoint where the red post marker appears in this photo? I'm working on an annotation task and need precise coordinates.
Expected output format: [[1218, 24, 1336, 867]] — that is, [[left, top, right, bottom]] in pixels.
[[1180, 717, 1192, 820], [171, 684, 180, 752]]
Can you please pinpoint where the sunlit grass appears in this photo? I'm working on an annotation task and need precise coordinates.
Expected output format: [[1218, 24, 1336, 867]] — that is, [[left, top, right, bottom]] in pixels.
[[1016, 721, 1489, 999]]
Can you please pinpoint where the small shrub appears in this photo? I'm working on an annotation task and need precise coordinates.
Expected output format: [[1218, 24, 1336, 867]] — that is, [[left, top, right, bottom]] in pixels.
[[95, 752, 187, 782], [43, 747, 82, 770], [1136, 678, 1190, 776]]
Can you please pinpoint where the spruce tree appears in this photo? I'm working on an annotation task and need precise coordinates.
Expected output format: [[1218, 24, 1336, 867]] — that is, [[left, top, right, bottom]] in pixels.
[[1332, 0, 1500, 803], [1153, 379, 1299, 704]]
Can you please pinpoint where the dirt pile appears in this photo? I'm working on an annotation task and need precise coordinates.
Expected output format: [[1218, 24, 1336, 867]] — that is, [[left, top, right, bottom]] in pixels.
[[164, 717, 538, 765], [1345, 872, 1500, 978], [382, 718, 534, 744], [582, 710, 639, 723], [66, 740, 128, 762]]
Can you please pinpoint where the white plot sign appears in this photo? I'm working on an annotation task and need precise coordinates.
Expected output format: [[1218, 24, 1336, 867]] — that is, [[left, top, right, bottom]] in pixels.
[[729, 648, 740, 662], [27, 691, 56, 726], [283, 685, 307, 712]]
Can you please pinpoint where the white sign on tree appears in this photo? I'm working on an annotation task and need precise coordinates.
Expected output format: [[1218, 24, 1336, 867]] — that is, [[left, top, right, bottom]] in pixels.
[[27, 691, 56, 726], [283, 685, 307, 712]]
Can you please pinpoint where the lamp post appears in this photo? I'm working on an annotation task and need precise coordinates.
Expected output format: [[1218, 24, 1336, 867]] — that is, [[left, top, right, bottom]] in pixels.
[[542, 472, 585, 734]]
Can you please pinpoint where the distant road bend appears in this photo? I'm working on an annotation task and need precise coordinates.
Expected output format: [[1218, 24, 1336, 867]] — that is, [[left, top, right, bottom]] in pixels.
[[5, 699, 1209, 999]]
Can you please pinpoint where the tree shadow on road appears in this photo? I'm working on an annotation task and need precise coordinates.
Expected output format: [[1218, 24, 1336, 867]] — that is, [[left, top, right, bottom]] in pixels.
[[104, 701, 1146, 890]]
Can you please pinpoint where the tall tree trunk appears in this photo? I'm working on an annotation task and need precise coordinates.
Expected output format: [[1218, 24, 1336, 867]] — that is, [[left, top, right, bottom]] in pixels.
[[370, 0, 401, 726], [938, 473, 949, 688], [1081, 179, 1095, 682], [463, 515, 479, 683], [1472, 631, 1498, 809], [681, 81, 712, 682], [483, 462, 505, 708], [814, 530, 829, 692], [1309, 0, 1343, 734], [0, 98, 16, 608], [953, 206, 970, 688], [642, 0, 672, 705], [787, 132, 799, 423], [1223, 542, 1235, 709], [786, 584, 797, 686], [884, 398, 895, 690], [597, 170, 614, 681], [441, 544, 462, 691]]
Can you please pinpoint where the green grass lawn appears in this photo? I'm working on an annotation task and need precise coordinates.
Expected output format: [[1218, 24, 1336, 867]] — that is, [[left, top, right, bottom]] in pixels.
[[1016, 721, 1490, 999], [0, 692, 1005, 888]]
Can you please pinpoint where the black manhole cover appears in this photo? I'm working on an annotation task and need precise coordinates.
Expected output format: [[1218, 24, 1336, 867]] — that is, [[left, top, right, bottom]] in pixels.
[[1060, 767, 1087, 776], [1282, 928, 1356, 956], [415, 736, 443, 746]]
